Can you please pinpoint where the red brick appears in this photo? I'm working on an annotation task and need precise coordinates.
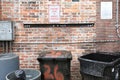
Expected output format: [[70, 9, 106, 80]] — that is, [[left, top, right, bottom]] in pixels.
[[1, 0, 120, 80]]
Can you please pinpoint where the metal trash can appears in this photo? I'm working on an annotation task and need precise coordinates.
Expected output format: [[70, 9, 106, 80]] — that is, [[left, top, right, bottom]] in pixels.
[[0, 53, 19, 80], [37, 50, 72, 80], [78, 52, 120, 80], [6, 69, 41, 80]]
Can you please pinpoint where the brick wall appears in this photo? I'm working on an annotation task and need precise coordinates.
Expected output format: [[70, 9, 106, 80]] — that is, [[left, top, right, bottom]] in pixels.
[[96, 0, 120, 52], [1, 0, 120, 80], [0, 0, 96, 80], [1, 0, 96, 23], [96, 0, 117, 40], [13, 22, 96, 80]]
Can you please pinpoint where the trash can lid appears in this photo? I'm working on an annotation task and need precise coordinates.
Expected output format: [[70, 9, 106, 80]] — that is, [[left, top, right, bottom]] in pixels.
[[37, 50, 72, 61], [0, 53, 18, 60]]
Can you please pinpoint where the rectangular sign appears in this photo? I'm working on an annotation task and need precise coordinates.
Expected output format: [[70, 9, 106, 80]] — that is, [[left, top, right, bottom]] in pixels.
[[101, 2, 112, 19], [49, 5, 60, 23]]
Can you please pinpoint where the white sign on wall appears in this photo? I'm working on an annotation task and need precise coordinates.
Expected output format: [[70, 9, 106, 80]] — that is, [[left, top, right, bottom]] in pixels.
[[101, 2, 112, 19], [49, 5, 60, 23]]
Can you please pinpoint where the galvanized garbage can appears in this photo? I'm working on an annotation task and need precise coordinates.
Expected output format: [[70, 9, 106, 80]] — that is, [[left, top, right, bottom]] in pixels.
[[37, 50, 72, 80], [78, 52, 120, 80], [0, 53, 19, 80], [6, 69, 41, 80]]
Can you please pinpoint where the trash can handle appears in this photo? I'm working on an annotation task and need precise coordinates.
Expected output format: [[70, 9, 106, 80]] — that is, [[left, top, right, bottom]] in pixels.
[[114, 64, 120, 80]]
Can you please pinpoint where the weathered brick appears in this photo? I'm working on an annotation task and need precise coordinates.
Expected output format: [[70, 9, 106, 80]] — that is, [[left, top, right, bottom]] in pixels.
[[1, 0, 120, 80]]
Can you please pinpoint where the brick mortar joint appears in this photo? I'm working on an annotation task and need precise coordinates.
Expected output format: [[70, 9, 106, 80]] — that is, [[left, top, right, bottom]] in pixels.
[[13, 39, 119, 44]]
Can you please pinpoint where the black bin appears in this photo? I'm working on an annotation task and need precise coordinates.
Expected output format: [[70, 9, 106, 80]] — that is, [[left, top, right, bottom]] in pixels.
[[78, 52, 120, 80], [37, 50, 72, 80]]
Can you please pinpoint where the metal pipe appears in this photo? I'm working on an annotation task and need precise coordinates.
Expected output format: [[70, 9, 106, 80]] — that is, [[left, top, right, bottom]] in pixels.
[[116, 0, 120, 38], [4, 41, 6, 53], [6, 41, 8, 53], [8, 41, 10, 53], [10, 41, 12, 53], [116, 0, 119, 26], [2, 41, 4, 53]]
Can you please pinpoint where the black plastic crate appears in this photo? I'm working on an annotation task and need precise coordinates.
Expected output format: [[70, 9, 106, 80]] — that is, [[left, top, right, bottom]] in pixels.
[[78, 52, 120, 80], [37, 50, 72, 80]]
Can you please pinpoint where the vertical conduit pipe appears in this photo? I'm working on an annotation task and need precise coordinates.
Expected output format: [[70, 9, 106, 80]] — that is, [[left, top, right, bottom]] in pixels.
[[3, 41, 4, 53], [6, 42, 8, 53], [116, 0, 120, 38], [9, 42, 12, 53]]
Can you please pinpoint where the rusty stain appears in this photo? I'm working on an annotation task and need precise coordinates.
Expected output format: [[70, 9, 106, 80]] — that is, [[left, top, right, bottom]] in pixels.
[[44, 64, 64, 80]]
